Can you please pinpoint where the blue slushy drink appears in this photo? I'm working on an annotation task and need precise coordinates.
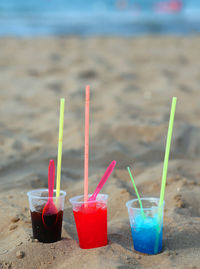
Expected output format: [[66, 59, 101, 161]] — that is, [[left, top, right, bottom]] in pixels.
[[130, 214, 163, 254]]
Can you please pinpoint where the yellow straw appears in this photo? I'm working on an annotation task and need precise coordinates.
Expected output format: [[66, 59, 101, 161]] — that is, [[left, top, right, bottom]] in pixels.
[[56, 98, 65, 198]]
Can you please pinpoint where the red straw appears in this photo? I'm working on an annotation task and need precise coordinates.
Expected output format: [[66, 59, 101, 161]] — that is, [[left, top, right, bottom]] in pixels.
[[84, 85, 90, 202]]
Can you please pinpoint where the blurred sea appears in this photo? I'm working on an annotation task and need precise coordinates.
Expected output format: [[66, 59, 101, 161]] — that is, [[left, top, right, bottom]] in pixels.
[[0, 0, 200, 36]]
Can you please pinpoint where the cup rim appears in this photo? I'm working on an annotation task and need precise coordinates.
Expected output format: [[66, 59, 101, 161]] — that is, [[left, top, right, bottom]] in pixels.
[[69, 194, 108, 205], [126, 197, 165, 211], [27, 189, 66, 199]]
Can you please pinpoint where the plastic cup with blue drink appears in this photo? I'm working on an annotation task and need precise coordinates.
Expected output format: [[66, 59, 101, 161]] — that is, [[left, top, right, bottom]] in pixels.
[[126, 98, 177, 254], [126, 197, 164, 255]]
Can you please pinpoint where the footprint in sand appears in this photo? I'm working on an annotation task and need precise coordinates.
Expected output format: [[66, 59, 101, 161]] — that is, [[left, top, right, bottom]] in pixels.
[[30, 176, 47, 189], [174, 190, 200, 217]]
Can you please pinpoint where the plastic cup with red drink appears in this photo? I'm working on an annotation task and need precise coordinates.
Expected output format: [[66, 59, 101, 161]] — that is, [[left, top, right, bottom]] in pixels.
[[69, 194, 108, 249]]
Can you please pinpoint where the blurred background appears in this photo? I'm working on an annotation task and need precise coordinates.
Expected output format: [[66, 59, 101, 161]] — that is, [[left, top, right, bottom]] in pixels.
[[0, 0, 200, 36], [1, 2, 200, 269]]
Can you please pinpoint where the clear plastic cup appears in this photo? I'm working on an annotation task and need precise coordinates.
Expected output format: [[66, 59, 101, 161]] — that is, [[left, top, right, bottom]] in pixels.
[[126, 197, 164, 255], [69, 194, 108, 249], [27, 189, 66, 243]]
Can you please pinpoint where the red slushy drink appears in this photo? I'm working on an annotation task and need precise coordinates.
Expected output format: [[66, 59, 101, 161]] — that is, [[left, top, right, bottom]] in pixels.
[[70, 194, 108, 249]]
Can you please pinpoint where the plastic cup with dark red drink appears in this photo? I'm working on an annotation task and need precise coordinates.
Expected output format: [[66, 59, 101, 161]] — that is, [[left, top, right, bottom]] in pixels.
[[27, 189, 66, 243]]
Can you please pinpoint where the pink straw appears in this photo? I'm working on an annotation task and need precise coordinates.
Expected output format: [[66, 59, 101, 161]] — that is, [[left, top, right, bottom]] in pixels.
[[88, 160, 116, 201], [84, 85, 90, 203]]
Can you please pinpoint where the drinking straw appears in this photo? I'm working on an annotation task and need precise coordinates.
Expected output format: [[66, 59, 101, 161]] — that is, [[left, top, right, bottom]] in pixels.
[[159, 97, 177, 207], [56, 98, 65, 198], [84, 85, 90, 203], [154, 97, 177, 253], [127, 167, 145, 218]]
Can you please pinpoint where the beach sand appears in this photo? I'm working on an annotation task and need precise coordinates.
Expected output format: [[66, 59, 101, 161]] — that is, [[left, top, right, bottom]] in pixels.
[[0, 36, 200, 269]]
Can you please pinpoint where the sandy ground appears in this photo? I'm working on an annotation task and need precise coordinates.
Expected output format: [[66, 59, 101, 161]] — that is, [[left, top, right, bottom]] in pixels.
[[0, 36, 200, 269]]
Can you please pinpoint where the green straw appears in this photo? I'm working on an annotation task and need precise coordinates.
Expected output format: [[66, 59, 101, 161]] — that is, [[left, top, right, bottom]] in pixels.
[[127, 167, 145, 218], [159, 97, 177, 207], [155, 97, 177, 254]]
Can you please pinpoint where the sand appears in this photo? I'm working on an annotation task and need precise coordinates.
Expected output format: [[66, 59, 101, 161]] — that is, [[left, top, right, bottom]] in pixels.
[[0, 36, 200, 269]]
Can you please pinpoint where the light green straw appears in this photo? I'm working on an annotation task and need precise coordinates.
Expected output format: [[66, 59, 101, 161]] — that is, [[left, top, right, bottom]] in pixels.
[[159, 97, 177, 208], [127, 167, 145, 218], [155, 97, 177, 253]]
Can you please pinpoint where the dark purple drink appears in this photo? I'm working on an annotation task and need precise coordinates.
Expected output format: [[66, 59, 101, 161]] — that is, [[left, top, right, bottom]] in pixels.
[[31, 210, 63, 243]]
